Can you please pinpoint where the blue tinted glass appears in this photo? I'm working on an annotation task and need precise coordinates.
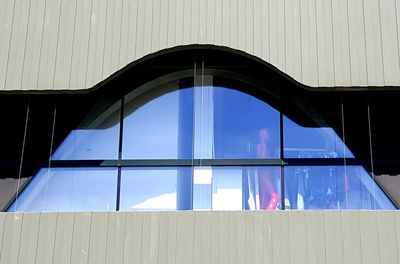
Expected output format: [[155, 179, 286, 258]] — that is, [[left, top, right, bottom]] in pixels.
[[52, 101, 121, 160], [284, 166, 395, 210], [120, 167, 192, 210], [193, 166, 281, 210], [283, 116, 354, 158], [122, 84, 280, 159], [8, 168, 118, 212], [213, 87, 280, 159], [123, 85, 194, 159]]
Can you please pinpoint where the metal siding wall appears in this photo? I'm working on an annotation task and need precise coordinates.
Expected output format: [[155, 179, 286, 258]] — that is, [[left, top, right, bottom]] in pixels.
[[1, 211, 400, 264], [1, 0, 400, 90]]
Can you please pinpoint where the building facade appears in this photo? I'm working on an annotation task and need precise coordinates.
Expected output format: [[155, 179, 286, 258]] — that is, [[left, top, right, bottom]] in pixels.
[[1, 0, 400, 263]]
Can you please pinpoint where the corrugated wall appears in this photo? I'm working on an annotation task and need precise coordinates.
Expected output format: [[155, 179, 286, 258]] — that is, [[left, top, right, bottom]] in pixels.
[[0, 211, 399, 264], [1, 0, 400, 91]]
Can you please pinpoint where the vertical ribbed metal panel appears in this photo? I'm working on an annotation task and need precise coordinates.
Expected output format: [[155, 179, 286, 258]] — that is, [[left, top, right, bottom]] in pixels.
[[69, 0, 92, 90], [53, 213, 74, 264], [5, 0, 30, 91], [53, 0, 77, 90], [379, 0, 400, 85], [21, 0, 46, 91], [35, 213, 57, 264], [0, 0, 15, 91], [18, 213, 40, 264], [1, 213, 23, 264], [36, 0, 62, 90], [331, 0, 351, 86], [347, 0, 368, 86], [2, 0, 400, 90], [70, 212, 91, 264], [364, 0, 385, 86]]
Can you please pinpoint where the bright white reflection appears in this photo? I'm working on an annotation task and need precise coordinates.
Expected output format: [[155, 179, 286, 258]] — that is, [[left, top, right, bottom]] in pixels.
[[131, 192, 176, 210]]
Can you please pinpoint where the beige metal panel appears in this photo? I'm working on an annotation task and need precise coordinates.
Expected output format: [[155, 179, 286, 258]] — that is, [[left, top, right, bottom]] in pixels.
[[324, 211, 344, 264], [140, 212, 160, 264], [347, 0, 368, 86], [134, 0, 145, 61], [290, 211, 308, 264], [85, 0, 108, 88], [176, 212, 194, 264], [363, 0, 384, 86], [237, 0, 246, 50], [271, 211, 284, 263], [222, 0, 230, 46], [0, 0, 15, 91], [211, 212, 221, 264], [269, 0, 278, 67], [166, 211, 177, 264], [359, 211, 380, 264], [5, 0, 30, 91], [253, 0, 262, 59], [198, 0, 207, 44], [214, 0, 223, 45], [261, 211, 273, 263], [306, 211, 326, 264], [175, 0, 184, 45], [245, 0, 254, 54], [316, 0, 335, 86], [102, 0, 123, 80], [118, 0, 131, 68], [205, 0, 214, 44], [35, 213, 57, 264], [0, 213, 23, 264], [227, 211, 238, 264], [261, 0, 270, 62], [105, 212, 126, 264], [126, 0, 139, 62], [236, 211, 246, 263], [254, 211, 264, 264], [158, 212, 169, 264], [37, 0, 62, 89], [21, 0, 46, 90], [88, 212, 109, 264], [379, 0, 400, 85], [53, 212, 74, 264], [167, 0, 177, 47], [0, 214, 5, 257], [53, 0, 77, 90], [182, 0, 192, 45], [377, 211, 398, 263], [17, 213, 40, 264], [193, 211, 211, 264], [331, 0, 351, 86], [143, 0, 153, 55], [229, 0, 238, 49], [70, 212, 91, 264], [244, 211, 256, 264], [219, 211, 230, 264], [151, 0, 161, 53], [342, 211, 362, 263], [285, 0, 302, 82], [69, 0, 92, 89], [123, 211, 143, 264], [396, 211, 400, 262], [300, 0, 319, 86], [276, 0, 285, 71], [191, 0, 200, 44]]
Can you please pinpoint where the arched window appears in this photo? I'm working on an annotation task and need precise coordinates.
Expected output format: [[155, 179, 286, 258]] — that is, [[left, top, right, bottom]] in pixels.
[[6, 51, 396, 212]]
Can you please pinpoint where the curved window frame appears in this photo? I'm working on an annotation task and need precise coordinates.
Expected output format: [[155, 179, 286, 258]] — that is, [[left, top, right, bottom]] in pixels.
[[6, 64, 397, 211]]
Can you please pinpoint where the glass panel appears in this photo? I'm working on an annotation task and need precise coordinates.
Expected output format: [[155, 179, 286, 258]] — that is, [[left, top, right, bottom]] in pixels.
[[123, 83, 194, 159], [120, 167, 191, 210], [193, 166, 281, 210], [284, 166, 395, 210], [283, 116, 353, 158], [213, 87, 281, 159], [52, 99, 121, 160], [8, 168, 118, 212]]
